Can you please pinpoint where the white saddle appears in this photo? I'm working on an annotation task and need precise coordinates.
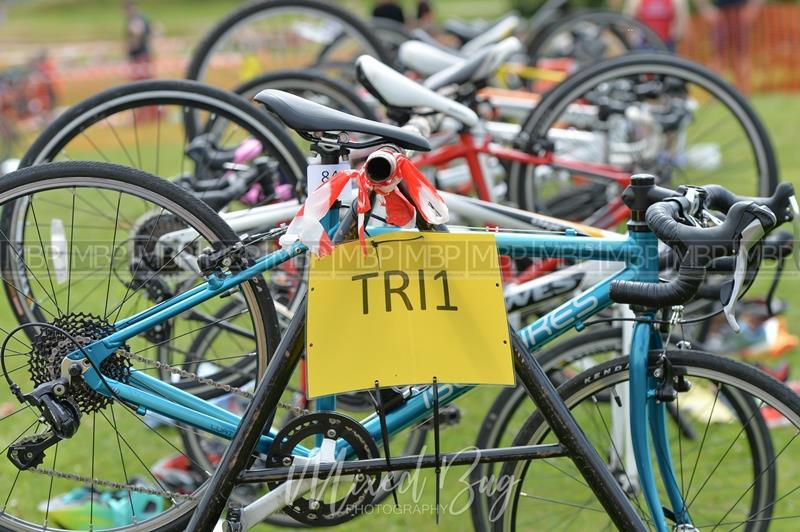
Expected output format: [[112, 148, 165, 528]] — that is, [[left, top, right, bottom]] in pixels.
[[397, 40, 463, 78], [355, 55, 478, 127]]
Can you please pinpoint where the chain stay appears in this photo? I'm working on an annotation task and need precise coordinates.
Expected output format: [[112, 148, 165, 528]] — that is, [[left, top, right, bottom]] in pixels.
[[116, 349, 311, 416]]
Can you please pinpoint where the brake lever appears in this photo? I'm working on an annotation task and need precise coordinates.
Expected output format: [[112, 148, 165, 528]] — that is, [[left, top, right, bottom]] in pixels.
[[790, 195, 800, 269], [721, 219, 767, 332]]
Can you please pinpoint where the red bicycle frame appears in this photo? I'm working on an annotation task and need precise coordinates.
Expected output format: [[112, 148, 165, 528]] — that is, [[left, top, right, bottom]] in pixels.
[[414, 131, 633, 284]]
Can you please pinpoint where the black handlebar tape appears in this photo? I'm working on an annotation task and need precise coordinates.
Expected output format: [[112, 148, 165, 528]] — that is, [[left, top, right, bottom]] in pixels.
[[694, 281, 723, 301], [705, 182, 795, 222], [610, 201, 772, 307], [610, 261, 706, 307], [648, 201, 774, 253]]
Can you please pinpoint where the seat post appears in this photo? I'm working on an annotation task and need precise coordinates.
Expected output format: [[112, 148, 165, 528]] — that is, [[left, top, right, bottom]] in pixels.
[[309, 140, 349, 165], [308, 140, 351, 425]]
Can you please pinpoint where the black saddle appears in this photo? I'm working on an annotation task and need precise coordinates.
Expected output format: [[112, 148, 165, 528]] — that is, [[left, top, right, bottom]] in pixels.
[[254, 89, 431, 152]]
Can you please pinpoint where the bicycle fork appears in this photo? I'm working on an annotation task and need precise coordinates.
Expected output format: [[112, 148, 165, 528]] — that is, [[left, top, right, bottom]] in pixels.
[[629, 318, 693, 532]]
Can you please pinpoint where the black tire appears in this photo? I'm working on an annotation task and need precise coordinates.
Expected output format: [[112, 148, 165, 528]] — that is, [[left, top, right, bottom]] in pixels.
[[525, 10, 667, 65], [509, 53, 779, 213], [0, 161, 279, 531], [490, 351, 786, 531], [232, 69, 378, 120], [186, 0, 391, 87], [19, 78, 306, 180]]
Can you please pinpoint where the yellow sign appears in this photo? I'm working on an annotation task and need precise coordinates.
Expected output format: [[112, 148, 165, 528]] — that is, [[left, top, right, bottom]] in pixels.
[[306, 232, 514, 397]]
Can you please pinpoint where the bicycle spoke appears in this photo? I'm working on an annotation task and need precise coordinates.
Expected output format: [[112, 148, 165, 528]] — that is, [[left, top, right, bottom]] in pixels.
[[42, 442, 59, 529], [79, 130, 111, 162], [99, 408, 179, 505], [683, 385, 721, 500], [103, 191, 123, 319], [109, 404, 137, 520], [28, 196, 62, 316], [2, 469, 21, 513], [111, 208, 168, 323], [104, 117, 138, 168]]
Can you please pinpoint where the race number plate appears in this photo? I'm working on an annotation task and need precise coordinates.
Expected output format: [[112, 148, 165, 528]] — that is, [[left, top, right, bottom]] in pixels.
[[306, 232, 514, 397], [307, 162, 352, 201]]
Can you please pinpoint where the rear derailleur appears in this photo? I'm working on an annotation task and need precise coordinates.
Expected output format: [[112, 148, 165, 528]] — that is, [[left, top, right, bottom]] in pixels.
[[7, 377, 81, 470]]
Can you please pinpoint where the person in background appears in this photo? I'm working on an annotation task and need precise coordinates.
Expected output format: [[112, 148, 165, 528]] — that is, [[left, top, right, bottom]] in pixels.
[[124, 0, 153, 81], [696, 0, 762, 93], [624, 0, 688, 53], [372, 0, 405, 25], [416, 1, 435, 32]]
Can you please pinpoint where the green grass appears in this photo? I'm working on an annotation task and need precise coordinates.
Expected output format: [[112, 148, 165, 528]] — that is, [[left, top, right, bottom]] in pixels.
[[0, 1, 798, 530]]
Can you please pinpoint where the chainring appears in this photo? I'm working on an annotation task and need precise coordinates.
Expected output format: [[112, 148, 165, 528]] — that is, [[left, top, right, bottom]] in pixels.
[[266, 412, 381, 526], [28, 313, 131, 413]]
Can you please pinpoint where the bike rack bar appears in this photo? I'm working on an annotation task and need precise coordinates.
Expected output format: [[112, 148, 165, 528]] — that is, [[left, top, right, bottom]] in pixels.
[[237, 443, 567, 484]]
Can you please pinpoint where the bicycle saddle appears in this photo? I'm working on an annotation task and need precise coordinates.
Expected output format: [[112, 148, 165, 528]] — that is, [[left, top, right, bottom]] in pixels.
[[424, 37, 523, 92], [355, 55, 478, 127], [253, 89, 431, 151], [397, 40, 462, 77]]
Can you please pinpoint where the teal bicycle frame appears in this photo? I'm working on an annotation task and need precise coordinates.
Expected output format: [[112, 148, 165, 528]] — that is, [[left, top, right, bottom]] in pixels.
[[69, 215, 683, 531]]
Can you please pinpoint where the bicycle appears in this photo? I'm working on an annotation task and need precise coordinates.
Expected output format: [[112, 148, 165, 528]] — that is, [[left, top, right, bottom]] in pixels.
[[0, 89, 797, 530]]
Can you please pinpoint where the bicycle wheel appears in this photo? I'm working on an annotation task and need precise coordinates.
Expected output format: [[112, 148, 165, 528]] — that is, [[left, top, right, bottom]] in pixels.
[[0, 161, 278, 531], [525, 10, 667, 67], [186, 0, 391, 91], [490, 350, 795, 531], [232, 69, 378, 120], [508, 53, 778, 218], [12, 79, 306, 332]]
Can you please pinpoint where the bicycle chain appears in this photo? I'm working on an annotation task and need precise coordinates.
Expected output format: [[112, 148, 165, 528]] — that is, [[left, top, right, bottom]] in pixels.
[[27, 466, 200, 501]]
